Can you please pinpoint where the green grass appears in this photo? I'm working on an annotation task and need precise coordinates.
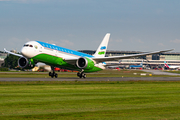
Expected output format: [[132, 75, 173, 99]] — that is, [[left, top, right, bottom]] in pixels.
[[0, 81, 180, 120], [0, 70, 178, 78]]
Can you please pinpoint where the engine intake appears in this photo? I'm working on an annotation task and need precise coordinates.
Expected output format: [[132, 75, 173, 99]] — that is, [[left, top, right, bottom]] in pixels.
[[76, 57, 94, 70], [18, 57, 35, 69]]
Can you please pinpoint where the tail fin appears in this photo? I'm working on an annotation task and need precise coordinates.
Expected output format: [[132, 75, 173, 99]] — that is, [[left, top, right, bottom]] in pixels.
[[164, 61, 169, 68], [93, 33, 110, 58], [140, 60, 143, 66]]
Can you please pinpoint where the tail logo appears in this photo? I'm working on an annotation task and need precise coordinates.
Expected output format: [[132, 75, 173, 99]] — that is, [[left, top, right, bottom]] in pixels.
[[164, 63, 169, 68], [100, 46, 106, 50], [98, 51, 105, 55]]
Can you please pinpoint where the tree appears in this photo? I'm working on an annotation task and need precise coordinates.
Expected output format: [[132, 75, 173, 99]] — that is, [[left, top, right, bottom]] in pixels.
[[3, 54, 19, 69]]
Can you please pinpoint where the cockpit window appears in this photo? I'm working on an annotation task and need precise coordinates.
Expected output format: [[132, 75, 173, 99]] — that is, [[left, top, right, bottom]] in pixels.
[[23, 44, 33, 47], [24, 44, 29, 47]]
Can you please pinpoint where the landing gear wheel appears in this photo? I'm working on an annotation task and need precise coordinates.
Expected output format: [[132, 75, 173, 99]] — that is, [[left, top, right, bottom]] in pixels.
[[55, 73, 58, 78], [49, 72, 52, 76], [77, 72, 82, 78], [77, 72, 80, 77], [77, 72, 86, 78], [49, 72, 53, 77], [51, 75, 54, 78], [49, 72, 58, 78], [82, 74, 86, 78]]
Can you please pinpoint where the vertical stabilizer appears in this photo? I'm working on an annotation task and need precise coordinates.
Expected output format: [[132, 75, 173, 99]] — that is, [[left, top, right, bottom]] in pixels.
[[93, 33, 110, 58], [140, 60, 143, 66], [164, 61, 169, 68]]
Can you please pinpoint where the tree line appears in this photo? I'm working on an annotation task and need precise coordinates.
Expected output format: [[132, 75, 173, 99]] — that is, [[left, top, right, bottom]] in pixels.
[[1, 54, 19, 70]]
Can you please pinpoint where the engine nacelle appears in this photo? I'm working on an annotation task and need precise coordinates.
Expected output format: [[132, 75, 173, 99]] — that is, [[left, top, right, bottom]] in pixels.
[[18, 57, 35, 69], [76, 57, 94, 70]]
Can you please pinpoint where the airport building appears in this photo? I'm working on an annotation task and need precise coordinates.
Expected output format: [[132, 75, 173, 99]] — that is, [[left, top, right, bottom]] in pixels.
[[79, 50, 180, 68]]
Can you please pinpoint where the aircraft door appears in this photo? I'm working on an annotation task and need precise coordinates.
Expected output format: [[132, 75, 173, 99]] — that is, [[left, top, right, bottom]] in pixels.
[[39, 46, 43, 52]]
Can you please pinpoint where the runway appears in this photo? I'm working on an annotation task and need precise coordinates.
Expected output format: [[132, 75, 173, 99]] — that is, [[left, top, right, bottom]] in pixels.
[[0, 77, 180, 82], [0, 70, 180, 82]]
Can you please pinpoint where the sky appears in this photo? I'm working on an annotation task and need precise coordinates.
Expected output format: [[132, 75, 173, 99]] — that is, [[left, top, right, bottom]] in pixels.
[[0, 0, 180, 52]]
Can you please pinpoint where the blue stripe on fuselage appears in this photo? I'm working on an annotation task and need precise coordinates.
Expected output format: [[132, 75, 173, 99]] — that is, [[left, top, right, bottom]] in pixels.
[[36, 41, 94, 58]]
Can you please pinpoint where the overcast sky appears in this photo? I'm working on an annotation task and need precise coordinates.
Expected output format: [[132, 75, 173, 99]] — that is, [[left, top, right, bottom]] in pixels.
[[1, 0, 180, 52]]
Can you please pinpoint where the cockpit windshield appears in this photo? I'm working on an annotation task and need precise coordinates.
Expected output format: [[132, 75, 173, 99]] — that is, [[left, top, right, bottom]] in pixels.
[[23, 44, 33, 47]]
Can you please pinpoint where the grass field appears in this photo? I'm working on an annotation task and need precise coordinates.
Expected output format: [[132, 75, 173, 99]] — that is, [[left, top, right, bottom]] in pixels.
[[0, 81, 180, 120]]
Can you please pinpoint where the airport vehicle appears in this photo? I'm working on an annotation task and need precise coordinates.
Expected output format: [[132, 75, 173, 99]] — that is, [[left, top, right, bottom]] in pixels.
[[4, 33, 173, 78], [164, 61, 180, 69], [129, 61, 143, 69]]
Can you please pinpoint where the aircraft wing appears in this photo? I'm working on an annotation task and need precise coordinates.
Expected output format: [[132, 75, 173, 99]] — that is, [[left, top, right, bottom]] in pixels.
[[92, 49, 174, 63], [4, 48, 23, 57], [64, 49, 173, 65]]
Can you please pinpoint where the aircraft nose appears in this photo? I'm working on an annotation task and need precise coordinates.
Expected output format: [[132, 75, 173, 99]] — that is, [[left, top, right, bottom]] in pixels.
[[21, 47, 27, 57]]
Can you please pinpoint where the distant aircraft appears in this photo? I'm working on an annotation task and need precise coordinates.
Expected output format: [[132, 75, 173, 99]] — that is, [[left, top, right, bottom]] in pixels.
[[4, 33, 173, 78], [164, 61, 180, 69], [129, 60, 143, 69]]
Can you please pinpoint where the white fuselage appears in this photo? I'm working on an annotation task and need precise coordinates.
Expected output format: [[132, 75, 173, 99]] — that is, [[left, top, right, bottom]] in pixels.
[[21, 41, 90, 59]]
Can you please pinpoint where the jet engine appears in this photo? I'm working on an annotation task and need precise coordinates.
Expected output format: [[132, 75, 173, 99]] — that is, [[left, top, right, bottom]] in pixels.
[[18, 57, 35, 69], [76, 57, 94, 70]]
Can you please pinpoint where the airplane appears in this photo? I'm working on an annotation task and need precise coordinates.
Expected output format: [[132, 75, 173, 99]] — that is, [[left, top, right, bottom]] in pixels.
[[4, 33, 173, 78], [129, 60, 143, 69], [164, 61, 180, 69]]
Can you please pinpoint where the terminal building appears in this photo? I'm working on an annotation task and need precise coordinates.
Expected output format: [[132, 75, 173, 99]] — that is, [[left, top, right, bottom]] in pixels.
[[79, 50, 180, 69]]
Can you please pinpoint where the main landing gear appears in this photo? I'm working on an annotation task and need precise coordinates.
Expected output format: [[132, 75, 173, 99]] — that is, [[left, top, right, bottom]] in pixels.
[[49, 72, 58, 78], [48, 67, 86, 78], [49, 66, 58, 78], [77, 70, 86, 78]]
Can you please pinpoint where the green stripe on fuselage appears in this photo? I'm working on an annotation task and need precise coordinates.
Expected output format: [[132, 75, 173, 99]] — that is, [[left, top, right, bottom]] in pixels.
[[32, 54, 102, 72]]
